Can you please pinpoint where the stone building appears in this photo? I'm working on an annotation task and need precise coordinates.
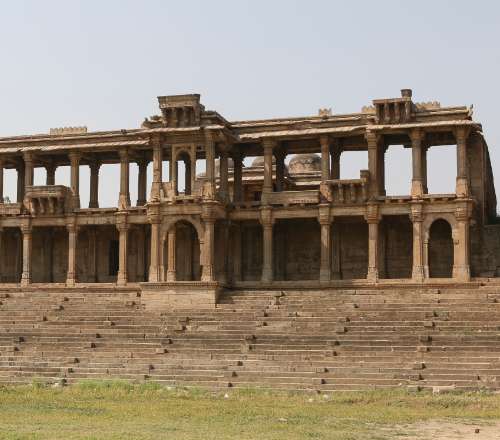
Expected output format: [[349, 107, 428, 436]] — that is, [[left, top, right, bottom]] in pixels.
[[0, 90, 497, 309]]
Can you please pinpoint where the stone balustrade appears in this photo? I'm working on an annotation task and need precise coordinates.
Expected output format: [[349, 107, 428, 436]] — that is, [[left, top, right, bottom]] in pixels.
[[321, 175, 369, 205], [0, 202, 22, 216], [263, 189, 320, 207], [25, 185, 73, 216]]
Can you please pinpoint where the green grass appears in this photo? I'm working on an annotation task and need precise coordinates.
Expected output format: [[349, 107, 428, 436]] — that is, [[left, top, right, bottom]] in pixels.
[[0, 381, 499, 439]]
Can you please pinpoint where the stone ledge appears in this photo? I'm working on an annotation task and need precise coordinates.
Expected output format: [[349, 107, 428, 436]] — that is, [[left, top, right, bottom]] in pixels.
[[140, 281, 221, 311]]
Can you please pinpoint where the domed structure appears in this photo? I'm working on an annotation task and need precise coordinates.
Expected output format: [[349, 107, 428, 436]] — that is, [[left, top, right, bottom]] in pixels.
[[288, 154, 321, 174], [251, 156, 275, 167]]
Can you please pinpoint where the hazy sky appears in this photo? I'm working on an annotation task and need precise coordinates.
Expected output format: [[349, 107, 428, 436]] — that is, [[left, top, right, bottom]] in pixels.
[[0, 0, 498, 207]]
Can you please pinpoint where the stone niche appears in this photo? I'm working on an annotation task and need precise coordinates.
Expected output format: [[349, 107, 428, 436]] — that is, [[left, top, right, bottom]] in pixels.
[[140, 281, 221, 311]]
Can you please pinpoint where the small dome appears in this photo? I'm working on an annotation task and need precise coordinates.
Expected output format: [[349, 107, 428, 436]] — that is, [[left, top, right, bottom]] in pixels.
[[251, 156, 276, 167], [288, 154, 321, 174]]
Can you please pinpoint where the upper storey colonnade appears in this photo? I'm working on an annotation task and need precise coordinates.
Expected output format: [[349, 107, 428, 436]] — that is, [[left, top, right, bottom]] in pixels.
[[0, 90, 492, 287]]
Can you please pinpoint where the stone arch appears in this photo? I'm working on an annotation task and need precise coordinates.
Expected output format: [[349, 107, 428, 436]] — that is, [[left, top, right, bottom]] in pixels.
[[161, 216, 204, 282], [422, 213, 457, 278], [427, 218, 454, 278]]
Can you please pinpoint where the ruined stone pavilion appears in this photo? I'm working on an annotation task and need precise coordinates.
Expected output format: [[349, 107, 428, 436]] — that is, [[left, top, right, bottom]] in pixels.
[[0, 90, 499, 390]]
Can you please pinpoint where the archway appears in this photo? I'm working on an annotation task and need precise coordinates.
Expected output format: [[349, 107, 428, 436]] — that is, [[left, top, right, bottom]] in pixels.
[[428, 219, 453, 278], [165, 220, 201, 281]]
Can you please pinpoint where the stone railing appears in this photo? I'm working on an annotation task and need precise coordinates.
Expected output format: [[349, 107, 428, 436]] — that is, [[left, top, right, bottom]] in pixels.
[[161, 178, 216, 203], [25, 185, 73, 215], [321, 173, 369, 205], [0, 203, 22, 216], [262, 189, 320, 206]]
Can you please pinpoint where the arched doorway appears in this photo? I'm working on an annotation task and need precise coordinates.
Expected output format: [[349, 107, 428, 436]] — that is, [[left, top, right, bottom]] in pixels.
[[166, 221, 201, 281], [428, 219, 453, 278]]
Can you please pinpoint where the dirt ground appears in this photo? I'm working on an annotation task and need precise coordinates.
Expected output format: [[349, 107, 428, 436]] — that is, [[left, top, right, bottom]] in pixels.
[[389, 420, 500, 439]]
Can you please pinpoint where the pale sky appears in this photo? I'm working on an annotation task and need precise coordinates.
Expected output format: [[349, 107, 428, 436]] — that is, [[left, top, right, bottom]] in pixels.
[[0, 0, 498, 207]]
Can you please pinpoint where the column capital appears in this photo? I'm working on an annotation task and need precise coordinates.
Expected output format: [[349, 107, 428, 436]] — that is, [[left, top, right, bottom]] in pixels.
[[410, 203, 424, 223], [318, 205, 332, 225], [262, 138, 278, 150], [20, 223, 32, 235], [118, 148, 129, 160], [409, 127, 424, 143], [88, 159, 101, 171], [364, 129, 380, 146], [455, 204, 471, 222], [454, 126, 471, 143], [23, 151, 34, 163], [259, 207, 274, 226], [68, 151, 81, 162], [364, 203, 380, 224]]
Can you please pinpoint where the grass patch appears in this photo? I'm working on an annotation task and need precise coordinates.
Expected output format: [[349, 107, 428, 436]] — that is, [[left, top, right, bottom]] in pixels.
[[0, 382, 498, 439]]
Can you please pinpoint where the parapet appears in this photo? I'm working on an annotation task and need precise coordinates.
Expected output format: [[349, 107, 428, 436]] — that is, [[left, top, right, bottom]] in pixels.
[[49, 126, 87, 135]]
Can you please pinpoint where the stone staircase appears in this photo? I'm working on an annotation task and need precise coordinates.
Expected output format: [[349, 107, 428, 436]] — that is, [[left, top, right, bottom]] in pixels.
[[1, 285, 500, 391]]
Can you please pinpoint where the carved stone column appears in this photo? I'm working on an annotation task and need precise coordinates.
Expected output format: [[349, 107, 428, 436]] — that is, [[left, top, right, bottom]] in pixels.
[[89, 161, 100, 208], [166, 229, 176, 282], [17, 162, 25, 204], [410, 128, 424, 198], [150, 135, 162, 202], [46, 162, 56, 186], [116, 215, 129, 286], [148, 211, 162, 282], [365, 203, 380, 282], [69, 152, 80, 209], [205, 132, 216, 198], [219, 151, 229, 201], [260, 207, 274, 282], [455, 126, 470, 198], [330, 140, 341, 180], [318, 205, 332, 282], [232, 152, 243, 203], [320, 135, 331, 182], [23, 152, 34, 210], [201, 218, 215, 282], [275, 149, 286, 192], [262, 139, 276, 196], [365, 131, 380, 198], [422, 143, 428, 194], [66, 221, 78, 286], [20, 221, 32, 286], [136, 159, 148, 206], [410, 203, 425, 282], [232, 222, 242, 282], [118, 149, 130, 209], [453, 203, 471, 281]]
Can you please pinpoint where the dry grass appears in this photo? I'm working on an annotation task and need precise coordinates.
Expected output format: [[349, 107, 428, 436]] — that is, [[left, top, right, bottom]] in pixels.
[[0, 381, 499, 439]]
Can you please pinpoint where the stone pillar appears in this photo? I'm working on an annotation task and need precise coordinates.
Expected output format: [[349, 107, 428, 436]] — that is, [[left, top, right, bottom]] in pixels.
[[320, 135, 330, 181], [148, 213, 162, 282], [17, 163, 25, 203], [202, 219, 215, 282], [275, 149, 286, 192], [166, 229, 176, 282], [410, 128, 424, 198], [20, 221, 32, 286], [365, 131, 380, 198], [455, 127, 470, 198], [205, 132, 216, 198], [150, 135, 162, 202], [232, 222, 242, 282], [118, 149, 130, 209], [219, 151, 229, 201], [331, 224, 341, 279], [88, 227, 98, 282], [23, 153, 34, 210], [46, 162, 56, 186], [0, 228, 3, 282], [422, 144, 428, 194], [318, 205, 332, 282], [89, 161, 100, 208], [69, 152, 80, 209], [330, 141, 341, 180], [262, 139, 275, 195], [0, 159, 4, 204], [66, 222, 78, 286], [116, 215, 129, 285], [136, 159, 148, 206], [365, 204, 380, 282], [260, 208, 274, 282], [232, 153, 243, 203], [453, 204, 471, 281], [184, 157, 192, 195], [410, 204, 425, 282]]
